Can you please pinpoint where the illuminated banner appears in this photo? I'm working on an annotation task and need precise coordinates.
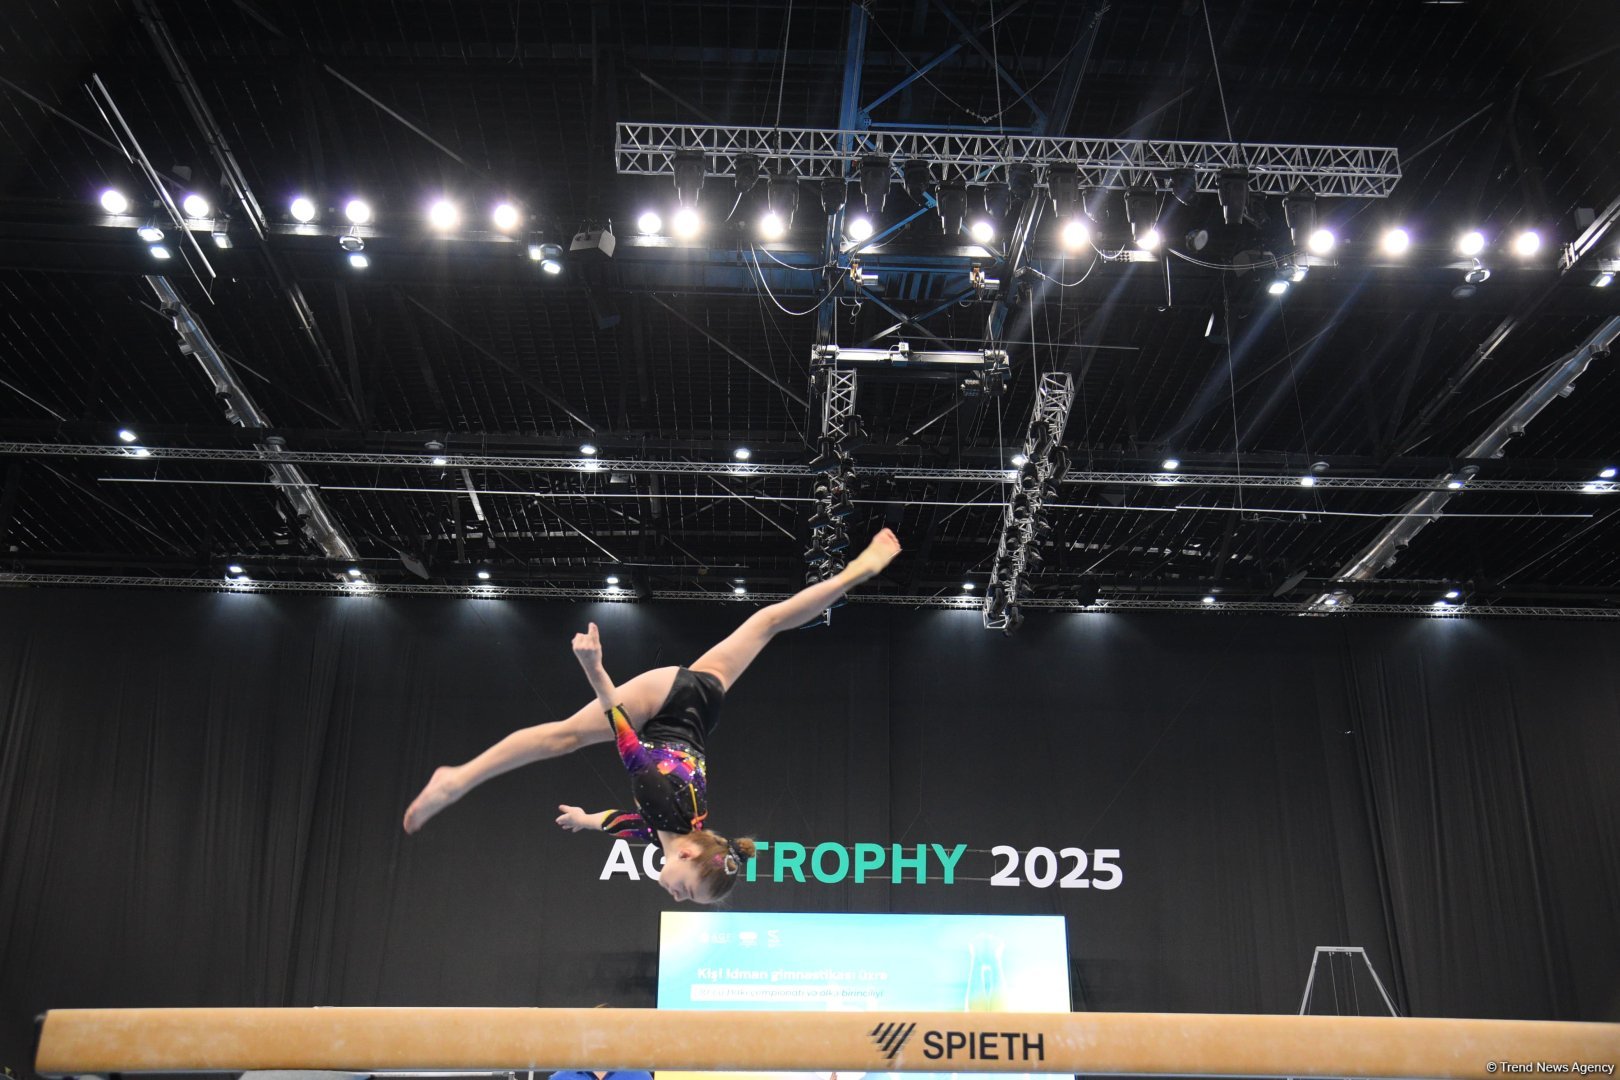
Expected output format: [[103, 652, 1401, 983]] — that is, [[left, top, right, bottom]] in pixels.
[[601, 840, 1123, 889]]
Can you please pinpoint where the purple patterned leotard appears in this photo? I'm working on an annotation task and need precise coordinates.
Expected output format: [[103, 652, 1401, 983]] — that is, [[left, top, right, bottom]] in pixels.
[[599, 667, 725, 841]]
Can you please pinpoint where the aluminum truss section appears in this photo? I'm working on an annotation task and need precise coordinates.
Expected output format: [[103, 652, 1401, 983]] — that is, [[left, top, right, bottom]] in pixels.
[[815, 365, 861, 445], [983, 372, 1075, 631], [617, 123, 1402, 198], [813, 343, 1010, 393], [146, 277, 358, 564], [4, 442, 1617, 495], [5, 574, 1616, 619]]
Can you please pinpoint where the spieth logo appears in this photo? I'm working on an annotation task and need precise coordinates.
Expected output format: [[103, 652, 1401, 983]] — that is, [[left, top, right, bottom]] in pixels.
[[869, 1021, 918, 1060]]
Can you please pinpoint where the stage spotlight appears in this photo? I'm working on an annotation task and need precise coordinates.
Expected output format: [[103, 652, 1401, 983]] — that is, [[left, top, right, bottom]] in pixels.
[[347, 567, 363, 578], [902, 159, 933, 202], [937, 185, 967, 235], [1599, 467, 1617, 479], [1267, 278, 1290, 296], [1381, 227, 1411, 255], [969, 219, 995, 244], [211, 221, 232, 249], [427, 199, 459, 231], [1445, 589, 1461, 600], [432, 455, 448, 467], [291, 196, 317, 223], [1125, 189, 1158, 246], [1202, 595, 1217, 605], [846, 215, 875, 242], [118, 428, 138, 443], [1011, 453, 1029, 467], [1299, 475, 1316, 487], [1512, 229, 1542, 256], [1306, 227, 1336, 255], [150, 245, 172, 260], [1216, 170, 1249, 225], [733, 447, 752, 461], [227, 564, 244, 575], [181, 193, 211, 218], [1136, 226, 1162, 251], [477, 569, 491, 580], [1162, 458, 1180, 470], [99, 189, 129, 214], [580, 442, 598, 456], [1594, 272, 1615, 287], [859, 155, 891, 214], [758, 211, 787, 241], [820, 178, 848, 216], [766, 171, 799, 229], [345, 198, 373, 224], [1060, 218, 1091, 250], [137, 225, 165, 242], [672, 205, 701, 239], [733, 584, 748, 595], [733, 153, 761, 194], [492, 203, 521, 231], [606, 574, 620, 586], [1168, 167, 1199, 206], [1458, 229, 1486, 256], [1290, 264, 1309, 283], [348, 252, 369, 269], [984, 183, 1011, 220], [962, 581, 976, 591], [1048, 163, 1080, 219], [637, 209, 663, 235], [673, 150, 706, 207], [132, 446, 152, 457], [541, 257, 562, 275]]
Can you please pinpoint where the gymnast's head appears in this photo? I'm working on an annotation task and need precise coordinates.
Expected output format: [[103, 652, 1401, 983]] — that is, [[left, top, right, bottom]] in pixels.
[[658, 831, 758, 904]]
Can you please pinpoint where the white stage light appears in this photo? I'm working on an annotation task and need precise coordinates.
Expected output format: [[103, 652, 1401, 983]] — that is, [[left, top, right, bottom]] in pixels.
[[758, 211, 786, 241], [149, 245, 171, 260], [1060, 218, 1091, 250], [137, 226, 165, 242], [1600, 467, 1617, 479], [348, 252, 369, 269], [672, 206, 701, 239], [491, 203, 521, 231], [477, 570, 491, 580], [1306, 228, 1336, 255], [118, 429, 138, 443], [344, 199, 373, 224], [1299, 475, 1316, 487], [606, 575, 620, 586], [733, 585, 748, 595], [1381, 227, 1411, 255], [637, 210, 663, 235], [1162, 458, 1180, 470], [1457, 229, 1486, 256], [1202, 595, 1216, 605], [182, 193, 210, 218], [846, 215, 875, 242], [347, 567, 363, 577], [1136, 226, 1162, 251], [227, 564, 245, 575], [962, 582, 976, 590], [580, 443, 598, 456], [1512, 230, 1541, 256], [969, 219, 995, 244], [1011, 453, 1029, 467], [427, 199, 459, 231], [733, 448, 752, 461], [290, 196, 317, 223], [1267, 279, 1290, 296], [100, 189, 129, 214]]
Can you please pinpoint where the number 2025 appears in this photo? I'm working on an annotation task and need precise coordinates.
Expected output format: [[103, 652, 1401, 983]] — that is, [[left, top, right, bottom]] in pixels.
[[989, 846, 1122, 889]]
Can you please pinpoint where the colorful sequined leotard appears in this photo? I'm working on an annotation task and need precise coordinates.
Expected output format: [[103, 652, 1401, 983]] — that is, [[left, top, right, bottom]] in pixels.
[[598, 668, 724, 841]]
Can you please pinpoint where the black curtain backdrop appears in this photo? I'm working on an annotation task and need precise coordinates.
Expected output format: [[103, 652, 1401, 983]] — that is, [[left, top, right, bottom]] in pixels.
[[2, 589, 1618, 1074]]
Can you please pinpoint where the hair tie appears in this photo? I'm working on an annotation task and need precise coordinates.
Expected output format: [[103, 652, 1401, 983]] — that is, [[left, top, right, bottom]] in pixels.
[[723, 840, 743, 876]]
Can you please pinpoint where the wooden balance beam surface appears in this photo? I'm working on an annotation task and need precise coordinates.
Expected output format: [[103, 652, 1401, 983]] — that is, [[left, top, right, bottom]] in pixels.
[[34, 1007, 1620, 1078]]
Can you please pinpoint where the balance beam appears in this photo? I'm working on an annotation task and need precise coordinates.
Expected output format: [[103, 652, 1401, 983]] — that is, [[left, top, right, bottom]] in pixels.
[[34, 1007, 1620, 1078]]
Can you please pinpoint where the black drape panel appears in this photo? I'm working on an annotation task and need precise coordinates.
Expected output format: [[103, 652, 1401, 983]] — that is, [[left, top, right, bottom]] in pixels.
[[2, 590, 1617, 1075]]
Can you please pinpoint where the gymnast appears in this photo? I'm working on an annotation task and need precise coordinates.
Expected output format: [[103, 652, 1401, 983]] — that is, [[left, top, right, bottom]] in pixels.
[[403, 528, 901, 904]]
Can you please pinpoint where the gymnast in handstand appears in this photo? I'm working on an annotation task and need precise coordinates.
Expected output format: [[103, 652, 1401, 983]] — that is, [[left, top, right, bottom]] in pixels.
[[403, 528, 901, 904]]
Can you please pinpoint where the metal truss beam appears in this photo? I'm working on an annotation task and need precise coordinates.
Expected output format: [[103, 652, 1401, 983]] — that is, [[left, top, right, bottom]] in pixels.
[[3, 574, 1614, 619], [617, 123, 1402, 198], [984, 372, 1075, 629], [4, 442, 1616, 495]]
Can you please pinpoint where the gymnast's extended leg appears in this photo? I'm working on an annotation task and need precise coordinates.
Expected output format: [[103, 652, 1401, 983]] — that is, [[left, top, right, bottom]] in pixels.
[[687, 526, 901, 693]]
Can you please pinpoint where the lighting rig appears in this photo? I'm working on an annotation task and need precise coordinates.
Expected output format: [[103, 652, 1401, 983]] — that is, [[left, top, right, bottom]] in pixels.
[[802, 362, 864, 620], [983, 372, 1076, 634]]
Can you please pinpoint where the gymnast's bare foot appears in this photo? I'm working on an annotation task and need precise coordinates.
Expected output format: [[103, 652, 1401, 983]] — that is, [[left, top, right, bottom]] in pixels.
[[404, 765, 465, 833], [850, 528, 902, 580]]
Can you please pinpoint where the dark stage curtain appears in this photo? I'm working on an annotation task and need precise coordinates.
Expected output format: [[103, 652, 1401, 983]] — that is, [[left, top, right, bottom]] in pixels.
[[1, 590, 1616, 1075]]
